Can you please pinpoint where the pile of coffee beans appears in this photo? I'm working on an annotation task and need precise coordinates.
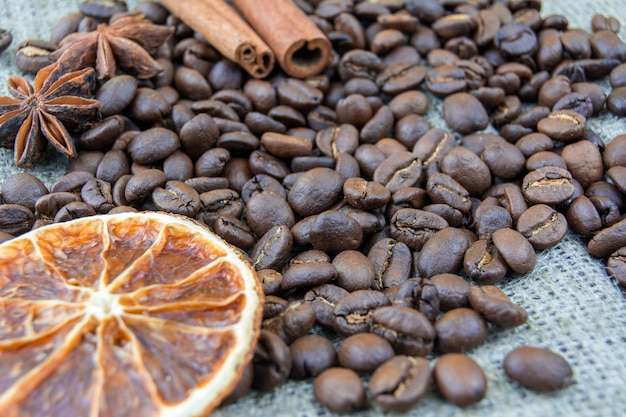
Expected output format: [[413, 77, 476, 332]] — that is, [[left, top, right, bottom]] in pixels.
[[1, 0, 625, 413]]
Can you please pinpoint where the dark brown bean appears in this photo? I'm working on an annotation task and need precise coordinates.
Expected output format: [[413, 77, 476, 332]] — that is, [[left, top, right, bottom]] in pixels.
[[369, 356, 431, 412], [503, 346, 574, 392], [434, 353, 487, 406]]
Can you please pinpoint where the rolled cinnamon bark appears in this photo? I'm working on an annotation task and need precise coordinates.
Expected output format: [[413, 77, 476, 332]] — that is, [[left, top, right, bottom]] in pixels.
[[161, 0, 274, 79], [233, 0, 332, 78]]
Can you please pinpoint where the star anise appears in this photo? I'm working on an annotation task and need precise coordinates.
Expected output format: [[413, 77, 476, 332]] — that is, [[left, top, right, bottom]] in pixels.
[[50, 16, 174, 80], [0, 62, 101, 167]]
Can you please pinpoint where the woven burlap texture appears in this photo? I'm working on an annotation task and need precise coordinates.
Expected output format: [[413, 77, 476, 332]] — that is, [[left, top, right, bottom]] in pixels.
[[0, 1, 625, 416]]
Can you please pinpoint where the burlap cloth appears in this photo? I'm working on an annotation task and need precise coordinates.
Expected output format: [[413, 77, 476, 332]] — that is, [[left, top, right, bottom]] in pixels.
[[0, 1, 625, 416]]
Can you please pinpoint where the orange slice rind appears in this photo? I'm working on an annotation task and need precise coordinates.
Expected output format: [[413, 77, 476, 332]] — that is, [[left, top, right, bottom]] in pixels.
[[0, 212, 263, 417]]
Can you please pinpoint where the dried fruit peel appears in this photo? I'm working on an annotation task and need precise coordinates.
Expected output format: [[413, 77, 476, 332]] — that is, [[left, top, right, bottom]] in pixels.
[[0, 212, 263, 417]]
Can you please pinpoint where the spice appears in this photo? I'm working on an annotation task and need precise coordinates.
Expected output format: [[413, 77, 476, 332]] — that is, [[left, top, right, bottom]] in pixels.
[[233, 0, 332, 78], [49, 16, 174, 80], [160, 0, 274, 79], [0, 62, 100, 167]]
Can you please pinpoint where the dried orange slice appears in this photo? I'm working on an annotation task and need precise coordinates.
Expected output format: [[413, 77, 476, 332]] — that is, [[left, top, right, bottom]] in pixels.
[[0, 212, 263, 417]]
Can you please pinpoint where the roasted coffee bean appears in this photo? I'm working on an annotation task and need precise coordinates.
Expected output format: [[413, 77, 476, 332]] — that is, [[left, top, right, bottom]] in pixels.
[[608, 166, 626, 195], [184, 177, 229, 194], [496, 23, 537, 57], [151, 180, 201, 217], [522, 166, 575, 206], [14, 43, 53, 74], [194, 148, 230, 178], [434, 353, 487, 406], [537, 110, 586, 142], [245, 191, 294, 238], [162, 151, 194, 181], [417, 227, 475, 278], [371, 306, 435, 357], [333, 289, 388, 336], [517, 204, 567, 250], [124, 169, 167, 203], [586, 181, 626, 213], [262, 301, 316, 345], [592, 14, 621, 33], [367, 238, 413, 289], [309, 210, 363, 253], [127, 128, 179, 165], [387, 277, 440, 322], [607, 86, 626, 116], [607, 247, 626, 288], [281, 260, 336, 291], [0, 204, 35, 235], [515, 132, 554, 157], [434, 308, 489, 353], [566, 195, 604, 239], [179, 114, 219, 161], [338, 49, 385, 81], [425, 65, 467, 97], [290, 335, 337, 379], [0, 28, 13, 53], [588, 218, 626, 259], [441, 147, 492, 197], [96, 75, 138, 117], [526, 151, 567, 171], [427, 173, 472, 214], [360, 105, 394, 144], [481, 141, 526, 180], [288, 167, 343, 217], [440, 237, 487, 285], [342, 177, 390, 211], [304, 284, 349, 328], [443, 92, 489, 135], [250, 225, 293, 271], [475, 205, 513, 239], [469, 285, 528, 328], [338, 333, 395, 372], [252, 330, 292, 391], [389, 208, 448, 251], [602, 135, 626, 169], [128, 88, 171, 122], [369, 355, 430, 412], [94, 149, 130, 185], [492, 228, 536, 274], [373, 151, 423, 193], [80, 178, 114, 214], [240, 174, 285, 204], [388, 90, 429, 119], [313, 368, 366, 413], [212, 214, 255, 249], [34, 192, 80, 219], [376, 61, 427, 95], [70, 151, 104, 176], [196, 188, 243, 226], [332, 250, 375, 291], [430, 273, 470, 311], [503, 346, 574, 392], [54, 201, 97, 223], [1, 173, 48, 212]]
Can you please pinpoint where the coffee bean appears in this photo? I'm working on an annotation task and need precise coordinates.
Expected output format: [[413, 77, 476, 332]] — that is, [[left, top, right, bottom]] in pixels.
[[313, 368, 366, 413], [124, 169, 167, 203], [0, 204, 34, 235], [290, 335, 337, 379], [441, 147, 492, 197], [151, 180, 201, 217], [128, 88, 171, 122], [607, 86, 626, 116], [434, 353, 487, 406], [443, 92, 489, 135], [262, 301, 316, 345], [417, 227, 475, 278], [492, 228, 536, 274], [469, 285, 528, 328], [366, 238, 412, 290], [250, 225, 293, 271], [516, 204, 568, 250], [96, 75, 138, 117], [288, 167, 344, 217], [304, 284, 349, 328], [0, 28, 13, 53], [54, 201, 97, 223], [245, 191, 294, 238], [333, 289, 388, 336], [332, 250, 375, 291], [588, 218, 626, 259], [537, 110, 586, 142], [496, 23, 537, 56], [1, 173, 48, 212], [369, 356, 431, 412], [503, 346, 574, 392], [425, 64, 467, 97], [338, 333, 395, 372], [373, 151, 423, 193], [252, 330, 292, 391], [431, 273, 471, 311], [434, 307, 489, 353], [81, 178, 114, 214], [427, 173, 472, 214], [371, 305, 435, 356], [309, 210, 363, 253], [127, 128, 180, 165], [522, 166, 575, 206], [281, 261, 336, 291]]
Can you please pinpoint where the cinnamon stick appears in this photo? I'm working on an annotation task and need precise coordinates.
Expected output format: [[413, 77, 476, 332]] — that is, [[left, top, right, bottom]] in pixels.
[[160, 0, 274, 78], [232, 0, 332, 78]]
